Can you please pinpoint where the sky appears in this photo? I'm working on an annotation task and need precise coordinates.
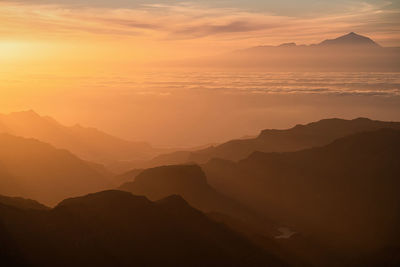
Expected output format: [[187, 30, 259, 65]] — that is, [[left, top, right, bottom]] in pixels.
[[0, 0, 399, 66], [0, 0, 400, 146]]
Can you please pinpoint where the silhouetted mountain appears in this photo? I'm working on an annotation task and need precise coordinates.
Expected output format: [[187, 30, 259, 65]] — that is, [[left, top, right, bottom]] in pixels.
[[0, 110, 161, 169], [0, 195, 49, 210], [0, 190, 284, 266], [119, 165, 259, 222], [198, 33, 400, 71], [142, 118, 400, 167], [318, 32, 380, 47], [0, 134, 110, 205], [203, 129, 400, 265]]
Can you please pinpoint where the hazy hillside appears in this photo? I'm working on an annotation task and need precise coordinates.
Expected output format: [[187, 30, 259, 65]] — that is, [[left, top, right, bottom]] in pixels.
[[0, 110, 160, 168], [203, 129, 400, 264], [115, 168, 144, 186], [0, 134, 110, 205], [142, 117, 400, 167], [0, 190, 284, 266]]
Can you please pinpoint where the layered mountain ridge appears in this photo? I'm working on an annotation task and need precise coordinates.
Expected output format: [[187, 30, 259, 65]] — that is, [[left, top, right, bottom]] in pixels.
[[203, 129, 400, 264], [140, 117, 400, 168], [0, 133, 110, 205], [0, 110, 160, 168]]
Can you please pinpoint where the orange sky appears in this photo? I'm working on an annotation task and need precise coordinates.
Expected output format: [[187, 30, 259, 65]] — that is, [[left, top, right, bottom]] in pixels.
[[1, 0, 399, 67]]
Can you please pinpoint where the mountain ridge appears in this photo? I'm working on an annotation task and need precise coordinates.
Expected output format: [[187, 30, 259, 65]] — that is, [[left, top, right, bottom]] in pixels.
[[199, 32, 400, 71], [0, 194, 49, 210], [245, 32, 383, 51], [0, 190, 284, 266], [119, 165, 261, 222], [0, 110, 160, 169], [133, 117, 400, 169], [0, 133, 110, 205]]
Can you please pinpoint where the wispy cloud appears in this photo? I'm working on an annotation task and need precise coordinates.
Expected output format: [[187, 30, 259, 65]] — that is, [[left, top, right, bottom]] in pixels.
[[172, 21, 275, 39]]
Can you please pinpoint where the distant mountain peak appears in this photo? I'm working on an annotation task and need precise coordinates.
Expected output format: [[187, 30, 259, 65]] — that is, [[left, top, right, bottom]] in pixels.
[[319, 32, 380, 47]]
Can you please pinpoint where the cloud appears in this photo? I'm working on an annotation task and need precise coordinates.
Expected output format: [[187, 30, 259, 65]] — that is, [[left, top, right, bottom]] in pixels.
[[172, 21, 274, 39]]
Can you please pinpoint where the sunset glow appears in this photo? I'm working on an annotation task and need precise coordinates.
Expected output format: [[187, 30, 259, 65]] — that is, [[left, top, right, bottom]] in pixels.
[[1, 1, 400, 265], [1, 0, 399, 65]]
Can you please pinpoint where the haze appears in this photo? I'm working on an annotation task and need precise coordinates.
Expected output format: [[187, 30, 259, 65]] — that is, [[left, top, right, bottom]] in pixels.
[[1, 1, 400, 266]]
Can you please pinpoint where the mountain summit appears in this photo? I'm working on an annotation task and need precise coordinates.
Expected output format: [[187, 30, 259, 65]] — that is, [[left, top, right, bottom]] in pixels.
[[318, 32, 380, 47], [119, 165, 255, 220], [222, 32, 398, 71]]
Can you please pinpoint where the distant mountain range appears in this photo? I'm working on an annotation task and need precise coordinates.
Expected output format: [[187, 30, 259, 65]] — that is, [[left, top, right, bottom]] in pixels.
[[252, 32, 381, 49], [1, 116, 400, 265], [0, 110, 162, 170], [190, 32, 400, 71], [134, 117, 400, 168], [0, 190, 283, 266]]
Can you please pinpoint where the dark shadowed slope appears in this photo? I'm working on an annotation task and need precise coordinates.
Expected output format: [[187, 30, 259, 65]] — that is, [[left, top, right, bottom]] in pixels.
[[0, 134, 110, 205], [0, 110, 159, 167], [203, 129, 400, 265], [0, 190, 284, 267], [119, 164, 314, 265], [144, 118, 400, 167]]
